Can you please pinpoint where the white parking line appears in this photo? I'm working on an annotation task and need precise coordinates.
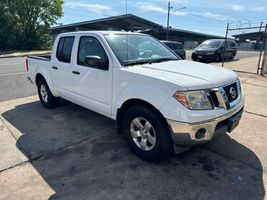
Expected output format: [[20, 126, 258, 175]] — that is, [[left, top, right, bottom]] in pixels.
[[0, 72, 27, 77]]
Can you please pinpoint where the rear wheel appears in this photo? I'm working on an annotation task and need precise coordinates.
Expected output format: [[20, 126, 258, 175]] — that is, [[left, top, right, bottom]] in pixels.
[[37, 78, 60, 109], [122, 105, 173, 161]]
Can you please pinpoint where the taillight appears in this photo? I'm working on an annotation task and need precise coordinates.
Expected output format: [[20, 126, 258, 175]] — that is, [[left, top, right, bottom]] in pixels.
[[26, 58, 29, 72]]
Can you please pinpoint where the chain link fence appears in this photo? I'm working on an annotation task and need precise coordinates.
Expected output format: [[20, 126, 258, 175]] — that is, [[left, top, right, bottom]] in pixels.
[[223, 21, 267, 76]]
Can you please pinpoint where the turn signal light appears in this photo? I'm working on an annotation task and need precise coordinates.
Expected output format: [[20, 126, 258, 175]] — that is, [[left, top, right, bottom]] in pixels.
[[174, 91, 190, 108]]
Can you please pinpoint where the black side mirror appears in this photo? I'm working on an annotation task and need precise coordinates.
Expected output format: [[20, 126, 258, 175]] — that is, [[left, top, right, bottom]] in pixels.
[[84, 55, 108, 70]]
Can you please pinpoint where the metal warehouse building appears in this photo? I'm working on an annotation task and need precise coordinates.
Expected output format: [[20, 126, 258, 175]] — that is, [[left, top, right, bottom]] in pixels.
[[51, 14, 223, 48], [233, 31, 267, 50]]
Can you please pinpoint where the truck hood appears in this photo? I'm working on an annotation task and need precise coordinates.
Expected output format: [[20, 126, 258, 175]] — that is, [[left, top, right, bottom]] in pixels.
[[129, 60, 238, 90]]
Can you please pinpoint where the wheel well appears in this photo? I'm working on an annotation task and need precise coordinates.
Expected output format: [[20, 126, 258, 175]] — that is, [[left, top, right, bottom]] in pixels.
[[116, 99, 169, 134], [35, 73, 44, 85]]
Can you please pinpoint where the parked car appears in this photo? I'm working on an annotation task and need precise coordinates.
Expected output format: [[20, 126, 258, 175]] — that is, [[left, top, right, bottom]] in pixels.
[[192, 39, 237, 62], [26, 31, 244, 161], [161, 40, 186, 59]]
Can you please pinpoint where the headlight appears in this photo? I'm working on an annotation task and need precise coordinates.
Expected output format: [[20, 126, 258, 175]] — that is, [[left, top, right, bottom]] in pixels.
[[174, 90, 212, 110]]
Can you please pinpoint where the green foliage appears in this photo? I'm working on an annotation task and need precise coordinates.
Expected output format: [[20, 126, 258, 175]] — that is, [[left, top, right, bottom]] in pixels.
[[0, 0, 63, 50]]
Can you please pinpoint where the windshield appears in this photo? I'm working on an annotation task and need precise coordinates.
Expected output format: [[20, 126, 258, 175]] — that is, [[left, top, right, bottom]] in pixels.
[[104, 33, 179, 66], [199, 40, 222, 49]]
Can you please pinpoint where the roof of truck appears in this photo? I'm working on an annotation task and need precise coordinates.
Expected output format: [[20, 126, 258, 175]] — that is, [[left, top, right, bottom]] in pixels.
[[58, 31, 145, 36]]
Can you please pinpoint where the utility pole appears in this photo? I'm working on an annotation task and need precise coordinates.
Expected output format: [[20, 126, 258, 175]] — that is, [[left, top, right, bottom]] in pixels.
[[222, 23, 229, 67], [166, 2, 186, 40], [260, 23, 267, 75], [166, 2, 172, 40]]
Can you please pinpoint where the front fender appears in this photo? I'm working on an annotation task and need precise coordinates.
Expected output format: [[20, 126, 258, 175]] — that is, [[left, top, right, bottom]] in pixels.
[[112, 84, 172, 118]]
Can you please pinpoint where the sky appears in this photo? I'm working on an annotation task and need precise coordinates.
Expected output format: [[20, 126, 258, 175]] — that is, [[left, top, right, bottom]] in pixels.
[[60, 0, 267, 36]]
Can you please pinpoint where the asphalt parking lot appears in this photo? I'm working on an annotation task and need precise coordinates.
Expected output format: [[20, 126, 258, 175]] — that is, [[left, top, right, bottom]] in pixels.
[[0, 51, 267, 199], [0, 57, 36, 101]]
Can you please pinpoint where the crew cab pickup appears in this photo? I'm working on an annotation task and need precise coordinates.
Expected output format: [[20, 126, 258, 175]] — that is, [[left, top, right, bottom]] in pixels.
[[27, 31, 244, 161]]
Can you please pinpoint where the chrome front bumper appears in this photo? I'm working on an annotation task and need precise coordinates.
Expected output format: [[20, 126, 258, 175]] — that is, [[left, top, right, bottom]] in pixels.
[[167, 106, 244, 146]]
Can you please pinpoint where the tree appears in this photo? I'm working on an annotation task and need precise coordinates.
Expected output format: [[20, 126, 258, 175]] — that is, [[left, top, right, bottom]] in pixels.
[[0, 0, 63, 50], [0, 0, 20, 50]]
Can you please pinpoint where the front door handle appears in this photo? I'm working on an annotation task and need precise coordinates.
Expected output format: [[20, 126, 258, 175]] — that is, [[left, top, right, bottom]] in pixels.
[[52, 66, 58, 70], [72, 71, 80, 75]]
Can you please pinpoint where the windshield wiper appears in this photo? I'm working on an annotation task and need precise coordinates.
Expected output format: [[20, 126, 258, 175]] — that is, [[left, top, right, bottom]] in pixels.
[[148, 57, 178, 64], [124, 60, 151, 66], [124, 57, 178, 66]]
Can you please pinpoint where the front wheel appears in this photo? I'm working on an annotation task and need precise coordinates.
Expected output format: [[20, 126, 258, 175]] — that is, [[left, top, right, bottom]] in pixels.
[[230, 52, 235, 60], [122, 105, 173, 161], [37, 78, 60, 109]]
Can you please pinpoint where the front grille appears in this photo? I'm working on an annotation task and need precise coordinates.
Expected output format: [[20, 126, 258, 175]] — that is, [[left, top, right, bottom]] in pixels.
[[207, 81, 240, 110], [223, 82, 238, 103], [208, 91, 220, 107]]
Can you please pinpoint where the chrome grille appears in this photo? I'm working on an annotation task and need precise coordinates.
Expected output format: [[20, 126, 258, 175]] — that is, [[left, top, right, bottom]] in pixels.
[[206, 81, 241, 110]]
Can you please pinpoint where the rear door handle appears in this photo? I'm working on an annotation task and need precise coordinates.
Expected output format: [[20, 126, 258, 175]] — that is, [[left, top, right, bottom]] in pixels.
[[52, 66, 58, 70], [72, 71, 80, 75]]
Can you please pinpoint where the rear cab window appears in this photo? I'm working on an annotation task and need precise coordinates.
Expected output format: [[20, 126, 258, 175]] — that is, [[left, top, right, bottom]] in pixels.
[[56, 36, 75, 63]]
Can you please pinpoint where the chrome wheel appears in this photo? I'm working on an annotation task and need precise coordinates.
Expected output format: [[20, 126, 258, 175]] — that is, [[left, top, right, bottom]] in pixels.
[[40, 84, 48, 103], [130, 117, 156, 151]]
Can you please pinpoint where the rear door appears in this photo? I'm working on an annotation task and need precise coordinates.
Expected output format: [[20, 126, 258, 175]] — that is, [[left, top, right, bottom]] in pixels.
[[51, 36, 75, 96], [225, 40, 236, 58], [221, 41, 230, 59], [227, 41, 237, 58], [70, 35, 112, 115]]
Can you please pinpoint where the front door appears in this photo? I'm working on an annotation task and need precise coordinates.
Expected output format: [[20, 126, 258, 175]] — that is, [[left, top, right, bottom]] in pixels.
[[71, 35, 112, 115]]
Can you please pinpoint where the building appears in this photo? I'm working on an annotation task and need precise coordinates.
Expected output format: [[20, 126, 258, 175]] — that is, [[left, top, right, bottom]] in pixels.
[[51, 14, 223, 48], [232, 31, 267, 50]]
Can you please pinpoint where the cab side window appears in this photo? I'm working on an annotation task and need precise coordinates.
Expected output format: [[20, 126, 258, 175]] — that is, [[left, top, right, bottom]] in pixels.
[[230, 41, 237, 48], [56, 37, 75, 63], [77, 36, 109, 69], [226, 41, 237, 48]]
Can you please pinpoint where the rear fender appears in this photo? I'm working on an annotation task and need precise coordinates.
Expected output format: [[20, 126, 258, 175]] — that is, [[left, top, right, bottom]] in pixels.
[[35, 66, 59, 97]]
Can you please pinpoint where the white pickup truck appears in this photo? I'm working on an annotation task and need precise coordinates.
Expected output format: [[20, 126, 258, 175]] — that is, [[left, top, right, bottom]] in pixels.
[[27, 31, 244, 161]]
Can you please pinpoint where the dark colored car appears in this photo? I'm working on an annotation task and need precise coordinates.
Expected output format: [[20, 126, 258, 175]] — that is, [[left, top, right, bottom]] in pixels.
[[191, 39, 237, 62], [161, 40, 186, 59]]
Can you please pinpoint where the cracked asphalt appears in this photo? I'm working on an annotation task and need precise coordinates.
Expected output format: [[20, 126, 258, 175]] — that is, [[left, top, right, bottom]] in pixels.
[[0, 55, 266, 200]]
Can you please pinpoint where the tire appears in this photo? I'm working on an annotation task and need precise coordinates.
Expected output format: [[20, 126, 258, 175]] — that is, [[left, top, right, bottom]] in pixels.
[[122, 105, 173, 162], [191, 56, 197, 61], [37, 78, 60, 109], [230, 52, 235, 60]]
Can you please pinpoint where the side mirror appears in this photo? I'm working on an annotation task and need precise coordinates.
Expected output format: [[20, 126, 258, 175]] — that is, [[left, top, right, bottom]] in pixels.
[[84, 55, 108, 70]]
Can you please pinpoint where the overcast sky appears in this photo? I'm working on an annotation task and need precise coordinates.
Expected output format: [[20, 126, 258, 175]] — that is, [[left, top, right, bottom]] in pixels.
[[60, 0, 267, 36]]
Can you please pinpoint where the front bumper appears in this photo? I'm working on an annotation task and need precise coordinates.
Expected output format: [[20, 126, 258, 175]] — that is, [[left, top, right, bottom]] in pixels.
[[192, 52, 216, 62], [167, 106, 243, 146]]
